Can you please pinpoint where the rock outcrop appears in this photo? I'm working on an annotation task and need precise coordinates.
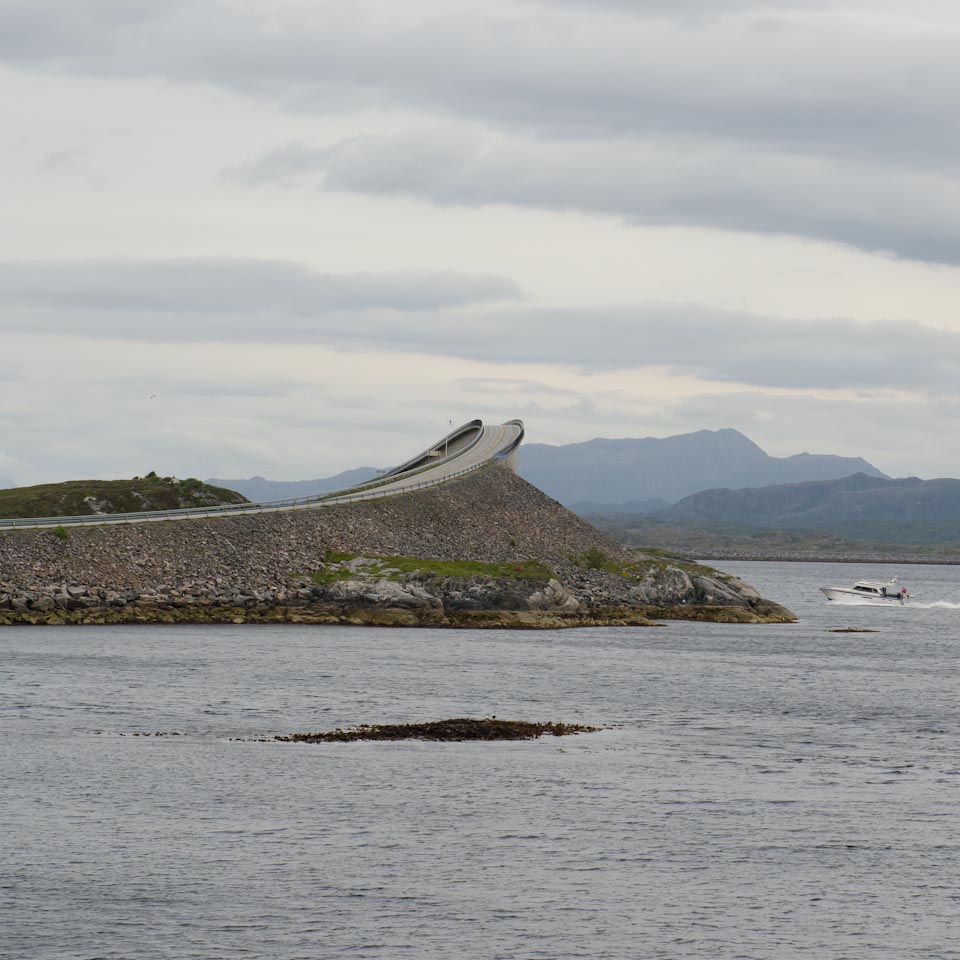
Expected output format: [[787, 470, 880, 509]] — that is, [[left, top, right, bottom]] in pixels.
[[0, 465, 794, 627]]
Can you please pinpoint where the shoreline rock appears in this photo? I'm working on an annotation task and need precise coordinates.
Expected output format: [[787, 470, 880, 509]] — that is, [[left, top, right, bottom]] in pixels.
[[0, 466, 795, 628], [0, 601, 791, 628]]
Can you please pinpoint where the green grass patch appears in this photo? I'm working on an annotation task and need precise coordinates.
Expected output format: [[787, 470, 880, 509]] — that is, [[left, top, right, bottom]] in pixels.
[[0, 476, 248, 520], [376, 556, 552, 579], [310, 553, 553, 585], [567, 547, 627, 575], [626, 556, 724, 579], [568, 548, 722, 580], [323, 550, 357, 564]]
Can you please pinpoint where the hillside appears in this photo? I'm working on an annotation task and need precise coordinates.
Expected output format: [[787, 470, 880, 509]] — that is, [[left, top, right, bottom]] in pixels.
[[0, 464, 793, 626], [519, 428, 886, 505], [654, 473, 960, 544], [0, 474, 248, 519], [584, 513, 960, 563], [206, 467, 379, 502]]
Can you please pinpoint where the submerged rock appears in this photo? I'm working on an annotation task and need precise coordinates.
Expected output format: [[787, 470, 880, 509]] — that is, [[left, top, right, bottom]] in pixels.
[[274, 718, 600, 742]]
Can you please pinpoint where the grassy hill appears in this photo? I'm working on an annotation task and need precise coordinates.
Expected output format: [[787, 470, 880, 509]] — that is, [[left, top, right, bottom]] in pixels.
[[656, 473, 960, 543], [588, 516, 960, 563], [0, 473, 248, 520], [581, 472, 960, 560]]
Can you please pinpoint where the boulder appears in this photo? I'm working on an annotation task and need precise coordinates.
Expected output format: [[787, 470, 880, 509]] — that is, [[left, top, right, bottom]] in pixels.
[[527, 578, 581, 612], [692, 576, 749, 606], [325, 578, 439, 610]]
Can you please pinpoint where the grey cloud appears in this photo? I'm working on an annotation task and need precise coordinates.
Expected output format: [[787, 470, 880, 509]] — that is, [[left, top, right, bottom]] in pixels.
[[228, 141, 330, 185], [103, 377, 309, 401], [40, 148, 82, 172], [398, 304, 960, 393], [0, 385, 497, 485], [0, 258, 521, 336], [3, 262, 958, 393], [532, 0, 834, 18], [456, 377, 585, 399], [2, 2, 957, 166], [667, 390, 960, 479], [0, 0, 175, 62], [245, 129, 960, 265], [6, 2, 960, 260]]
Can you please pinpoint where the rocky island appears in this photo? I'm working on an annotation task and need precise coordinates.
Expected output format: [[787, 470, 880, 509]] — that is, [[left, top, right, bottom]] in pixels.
[[272, 718, 601, 742], [0, 463, 794, 627]]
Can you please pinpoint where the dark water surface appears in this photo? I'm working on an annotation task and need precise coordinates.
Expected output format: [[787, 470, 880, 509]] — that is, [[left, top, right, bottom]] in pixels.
[[3, 561, 960, 959]]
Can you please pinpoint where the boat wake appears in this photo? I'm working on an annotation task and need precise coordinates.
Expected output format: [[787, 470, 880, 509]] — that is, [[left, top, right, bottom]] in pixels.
[[827, 598, 907, 607], [827, 598, 960, 609]]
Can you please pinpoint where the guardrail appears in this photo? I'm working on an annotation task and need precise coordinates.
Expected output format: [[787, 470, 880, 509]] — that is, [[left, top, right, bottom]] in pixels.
[[0, 419, 524, 532], [379, 419, 484, 479], [0, 454, 492, 531]]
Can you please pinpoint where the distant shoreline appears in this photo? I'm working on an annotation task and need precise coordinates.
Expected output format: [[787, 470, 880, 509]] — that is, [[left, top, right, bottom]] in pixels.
[[698, 553, 960, 566]]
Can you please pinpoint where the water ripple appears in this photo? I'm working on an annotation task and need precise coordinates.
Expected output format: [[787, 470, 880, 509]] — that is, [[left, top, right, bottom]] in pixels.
[[3, 560, 960, 958]]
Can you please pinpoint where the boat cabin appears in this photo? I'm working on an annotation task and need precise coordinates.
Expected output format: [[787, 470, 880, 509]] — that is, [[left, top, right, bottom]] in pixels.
[[852, 579, 899, 598]]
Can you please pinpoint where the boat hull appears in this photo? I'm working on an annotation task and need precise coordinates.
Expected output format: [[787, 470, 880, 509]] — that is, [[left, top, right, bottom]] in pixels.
[[820, 587, 904, 605]]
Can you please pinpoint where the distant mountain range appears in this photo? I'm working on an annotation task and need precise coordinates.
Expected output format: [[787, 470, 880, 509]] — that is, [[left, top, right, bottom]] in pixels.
[[568, 498, 671, 516], [519, 428, 886, 506], [206, 467, 379, 503], [209, 428, 886, 508], [652, 473, 960, 544]]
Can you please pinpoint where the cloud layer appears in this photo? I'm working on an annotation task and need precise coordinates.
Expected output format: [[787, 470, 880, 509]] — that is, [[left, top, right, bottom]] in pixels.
[[3, 258, 958, 394], [236, 128, 960, 264], [0, 258, 520, 338], [5, 1, 960, 262], [4, 2, 960, 485]]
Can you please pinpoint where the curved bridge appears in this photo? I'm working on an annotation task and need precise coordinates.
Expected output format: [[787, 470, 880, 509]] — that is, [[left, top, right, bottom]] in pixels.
[[0, 419, 525, 531]]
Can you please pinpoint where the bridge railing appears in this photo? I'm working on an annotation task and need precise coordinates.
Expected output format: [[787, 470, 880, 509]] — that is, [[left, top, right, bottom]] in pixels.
[[0, 459, 493, 531]]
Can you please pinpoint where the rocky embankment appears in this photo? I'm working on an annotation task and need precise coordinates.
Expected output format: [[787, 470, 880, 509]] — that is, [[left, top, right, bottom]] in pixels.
[[0, 465, 794, 627]]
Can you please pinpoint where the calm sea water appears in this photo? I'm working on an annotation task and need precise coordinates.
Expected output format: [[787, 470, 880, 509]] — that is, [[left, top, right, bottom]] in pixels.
[[3, 561, 960, 960]]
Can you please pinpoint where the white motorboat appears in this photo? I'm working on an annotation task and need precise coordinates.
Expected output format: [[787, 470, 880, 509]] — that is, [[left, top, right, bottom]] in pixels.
[[820, 577, 909, 605]]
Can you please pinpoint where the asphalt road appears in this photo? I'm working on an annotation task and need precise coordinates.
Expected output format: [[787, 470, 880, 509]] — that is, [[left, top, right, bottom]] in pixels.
[[0, 419, 525, 530]]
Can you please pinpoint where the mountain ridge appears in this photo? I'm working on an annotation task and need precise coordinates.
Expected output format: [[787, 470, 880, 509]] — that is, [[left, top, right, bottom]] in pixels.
[[519, 427, 887, 505], [206, 467, 379, 502], [653, 472, 960, 544], [208, 428, 887, 507]]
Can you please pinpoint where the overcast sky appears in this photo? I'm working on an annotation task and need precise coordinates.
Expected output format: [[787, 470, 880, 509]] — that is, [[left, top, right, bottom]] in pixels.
[[3, 0, 960, 485]]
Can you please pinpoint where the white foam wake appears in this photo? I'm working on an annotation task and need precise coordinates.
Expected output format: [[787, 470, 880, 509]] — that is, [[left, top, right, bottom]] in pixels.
[[826, 598, 960, 609], [826, 598, 905, 607]]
